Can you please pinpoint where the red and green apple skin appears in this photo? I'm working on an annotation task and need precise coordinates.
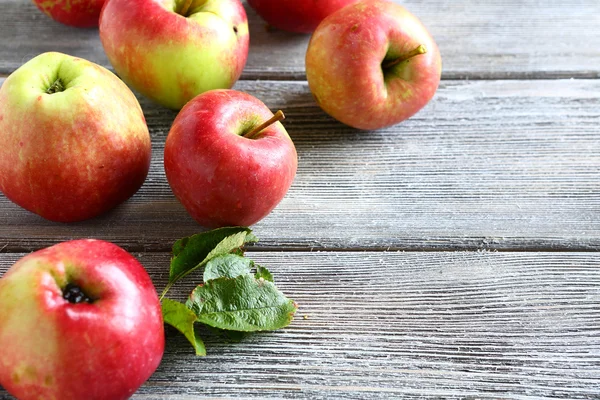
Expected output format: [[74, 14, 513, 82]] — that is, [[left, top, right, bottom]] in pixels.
[[99, 0, 249, 110], [164, 90, 297, 228], [247, 0, 359, 33], [305, 0, 442, 130], [0, 52, 151, 223], [32, 0, 107, 28], [0, 239, 164, 400]]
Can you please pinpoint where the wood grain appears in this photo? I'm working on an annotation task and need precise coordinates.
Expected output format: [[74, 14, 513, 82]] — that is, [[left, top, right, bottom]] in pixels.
[[0, 0, 598, 79], [1, 251, 599, 399], [2, 1, 599, 399], [1, 78, 599, 252]]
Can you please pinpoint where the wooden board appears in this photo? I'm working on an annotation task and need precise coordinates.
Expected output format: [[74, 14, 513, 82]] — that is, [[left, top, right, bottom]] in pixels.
[[1, 251, 599, 399], [2, 1, 599, 398], [1, 78, 599, 252], [1, 1, 599, 79]]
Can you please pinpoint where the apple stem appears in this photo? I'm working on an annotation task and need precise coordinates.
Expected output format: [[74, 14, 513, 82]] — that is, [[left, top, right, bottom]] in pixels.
[[382, 44, 428, 69], [159, 284, 172, 302], [46, 78, 64, 94], [243, 110, 285, 139], [178, 0, 193, 16]]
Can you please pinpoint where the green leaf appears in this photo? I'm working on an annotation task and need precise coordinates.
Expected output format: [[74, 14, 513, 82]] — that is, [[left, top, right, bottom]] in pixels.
[[254, 265, 274, 282], [245, 232, 259, 243], [168, 227, 257, 285], [186, 275, 297, 332], [203, 254, 254, 282], [161, 298, 206, 356]]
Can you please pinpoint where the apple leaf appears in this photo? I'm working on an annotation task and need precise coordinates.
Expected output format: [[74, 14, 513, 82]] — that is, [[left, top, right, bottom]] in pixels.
[[254, 265, 274, 282], [186, 274, 297, 332], [168, 227, 257, 286], [161, 228, 297, 354], [203, 254, 254, 282], [161, 298, 206, 356]]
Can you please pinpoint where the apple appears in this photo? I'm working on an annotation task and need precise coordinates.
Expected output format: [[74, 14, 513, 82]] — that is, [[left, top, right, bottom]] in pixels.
[[99, 0, 249, 110], [305, 0, 442, 130], [0, 239, 164, 400], [0, 52, 151, 222], [32, 0, 107, 28], [247, 0, 359, 33], [164, 89, 297, 228]]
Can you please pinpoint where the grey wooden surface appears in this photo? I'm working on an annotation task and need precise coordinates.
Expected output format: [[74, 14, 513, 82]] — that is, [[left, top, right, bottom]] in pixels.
[[1, 1, 600, 80], [1, 78, 599, 252], [1, 0, 600, 399], [1, 252, 599, 399]]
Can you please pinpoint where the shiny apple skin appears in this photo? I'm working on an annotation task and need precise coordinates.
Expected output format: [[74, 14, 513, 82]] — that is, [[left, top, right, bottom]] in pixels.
[[164, 89, 298, 228], [0, 239, 165, 400], [0, 52, 151, 222], [99, 0, 249, 110], [247, 0, 359, 33], [32, 0, 107, 28], [306, 0, 442, 130]]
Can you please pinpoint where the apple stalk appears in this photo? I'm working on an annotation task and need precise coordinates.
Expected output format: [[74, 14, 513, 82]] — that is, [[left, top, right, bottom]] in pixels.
[[177, 0, 209, 16], [382, 44, 427, 69], [177, 0, 193, 16], [243, 110, 285, 140]]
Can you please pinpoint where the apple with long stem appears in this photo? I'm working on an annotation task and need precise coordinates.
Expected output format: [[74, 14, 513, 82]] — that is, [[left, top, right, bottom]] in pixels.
[[31, 0, 107, 27], [247, 0, 359, 33], [306, 0, 442, 130], [164, 89, 297, 228], [0, 52, 151, 222], [99, 0, 249, 110], [0, 240, 164, 400]]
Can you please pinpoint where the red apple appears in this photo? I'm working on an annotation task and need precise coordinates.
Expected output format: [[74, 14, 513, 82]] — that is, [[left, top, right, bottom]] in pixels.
[[164, 89, 297, 228], [305, 0, 442, 130], [0, 239, 164, 400], [32, 0, 107, 28], [99, 0, 249, 110], [247, 0, 359, 33], [0, 52, 151, 222]]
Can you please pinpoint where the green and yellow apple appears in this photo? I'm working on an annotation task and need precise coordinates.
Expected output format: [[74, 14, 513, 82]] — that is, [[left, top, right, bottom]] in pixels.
[[306, 0, 442, 130], [0, 239, 165, 400], [0, 52, 151, 222], [99, 0, 249, 110], [32, 0, 107, 28], [164, 90, 297, 228]]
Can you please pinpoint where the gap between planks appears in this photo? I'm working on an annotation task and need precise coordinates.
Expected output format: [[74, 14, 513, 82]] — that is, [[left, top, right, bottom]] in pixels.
[[2, 243, 600, 254], [240, 71, 600, 82], [2, 72, 600, 81]]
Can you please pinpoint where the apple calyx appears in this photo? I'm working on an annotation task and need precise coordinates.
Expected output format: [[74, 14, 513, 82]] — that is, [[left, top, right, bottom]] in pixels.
[[382, 44, 428, 70], [62, 283, 94, 304], [243, 110, 285, 140], [46, 78, 65, 94]]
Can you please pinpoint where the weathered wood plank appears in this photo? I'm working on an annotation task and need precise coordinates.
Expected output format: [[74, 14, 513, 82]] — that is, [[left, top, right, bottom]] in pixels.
[[1, 251, 599, 398], [0, 1, 598, 79], [1, 78, 600, 252]]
